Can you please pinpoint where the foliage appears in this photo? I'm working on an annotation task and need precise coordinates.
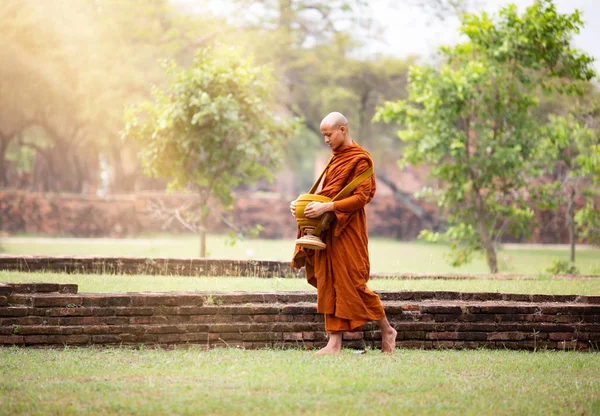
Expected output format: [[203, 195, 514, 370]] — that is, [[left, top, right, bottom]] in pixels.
[[123, 46, 296, 256], [543, 259, 580, 275], [375, 0, 596, 272], [575, 202, 600, 246], [534, 106, 600, 259]]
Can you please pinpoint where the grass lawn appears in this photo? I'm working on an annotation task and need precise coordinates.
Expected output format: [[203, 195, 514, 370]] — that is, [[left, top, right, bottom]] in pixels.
[[2, 271, 600, 295], [0, 347, 598, 415], [2, 235, 600, 275]]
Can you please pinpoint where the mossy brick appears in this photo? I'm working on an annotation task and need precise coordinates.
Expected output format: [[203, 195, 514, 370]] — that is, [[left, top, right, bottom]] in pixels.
[[49, 308, 93, 317]]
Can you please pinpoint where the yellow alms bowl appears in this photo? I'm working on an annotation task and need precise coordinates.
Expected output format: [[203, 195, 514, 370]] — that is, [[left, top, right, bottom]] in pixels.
[[294, 193, 332, 229]]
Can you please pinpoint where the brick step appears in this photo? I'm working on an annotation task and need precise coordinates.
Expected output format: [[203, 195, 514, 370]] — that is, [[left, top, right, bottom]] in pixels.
[[2, 286, 599, 306], [0, 283, 77, 296], [2, 288, 599, 350]]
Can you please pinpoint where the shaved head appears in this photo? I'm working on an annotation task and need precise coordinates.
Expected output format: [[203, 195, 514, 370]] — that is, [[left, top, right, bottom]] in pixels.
[[320, 112, 348, 130], [319, 111, 352, 150]]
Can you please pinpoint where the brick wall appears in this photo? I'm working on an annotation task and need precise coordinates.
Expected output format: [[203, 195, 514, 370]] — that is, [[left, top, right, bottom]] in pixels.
[[2, 255, 596, 279], [0, 190, 431, 240], [1, 283, 598, 351], [0, 255, 301, 278]]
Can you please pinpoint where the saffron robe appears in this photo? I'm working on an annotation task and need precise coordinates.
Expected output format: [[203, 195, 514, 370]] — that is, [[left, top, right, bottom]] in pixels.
[[292, 142, 385, 333]]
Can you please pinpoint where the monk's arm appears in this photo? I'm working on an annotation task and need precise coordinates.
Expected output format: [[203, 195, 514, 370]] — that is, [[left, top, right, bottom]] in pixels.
[[333, 159, 373, 213]]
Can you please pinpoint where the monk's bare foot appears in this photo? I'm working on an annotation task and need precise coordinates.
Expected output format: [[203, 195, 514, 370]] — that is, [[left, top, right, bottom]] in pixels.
[[315, 333, 342, 355], [315, 345, 341, 356], [381, 327, 397, 354]]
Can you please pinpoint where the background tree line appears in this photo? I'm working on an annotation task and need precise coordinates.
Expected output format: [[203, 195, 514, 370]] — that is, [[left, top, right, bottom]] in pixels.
[[1, 0, 598, 270]]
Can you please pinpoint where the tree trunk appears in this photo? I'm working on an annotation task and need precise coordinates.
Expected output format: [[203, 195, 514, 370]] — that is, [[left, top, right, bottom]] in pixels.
[[0, 137, 8, 188], [199, 211, 207, 257], [567, 186, 576, 263], [378, 174, 438, 231], [472, 188, 498, 273]]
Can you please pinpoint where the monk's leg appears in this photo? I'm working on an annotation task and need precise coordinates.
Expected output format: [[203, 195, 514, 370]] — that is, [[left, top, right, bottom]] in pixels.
[[315, 332, 342, 355], [376, 316, 397, 354]]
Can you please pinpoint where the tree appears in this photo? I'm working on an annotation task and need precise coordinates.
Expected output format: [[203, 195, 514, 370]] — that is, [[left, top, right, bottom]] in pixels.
[[123, 46, 296, 256], [375, 0, 596, 273], [536, 103, 600, 260]]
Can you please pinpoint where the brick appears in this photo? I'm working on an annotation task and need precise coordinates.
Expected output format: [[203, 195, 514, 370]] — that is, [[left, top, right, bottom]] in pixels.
[[283, 332, 304, 341], [17, 326, 63, 335], [33, 296, 83, 308], [549, 332, 578, 341], [433, 341, 455, 348], [82, 325, 112, 335], [281, 305, 316, 315], [45, 335, 90, 344], [404, 331, 426, 340], [420, 305, 462, 314], [302, 331, 327, 341], [91, 308, 116, 316], [242, 332, 283, 342], [220, 332, 244, 341], [7, 295, 33, 306], [114, 307, 155, 316], [426, 332, 459, 340], [487, 332, 525, 341], [0, 297, 7, 307], [342, 332, 363, 340], [180, 333, 210, 343], [59, 316, 107, 326], [49, 308, 93, 317], [0, 308, 28, 317], [395, 340, 432, 349], [92, 335, 121, 344]]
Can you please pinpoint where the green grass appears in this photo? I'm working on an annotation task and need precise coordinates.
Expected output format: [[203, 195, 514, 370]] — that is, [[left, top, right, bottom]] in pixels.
[[0, 347, 598, 415], [2, 271, 599, 295], [2, 235, 600, 275]]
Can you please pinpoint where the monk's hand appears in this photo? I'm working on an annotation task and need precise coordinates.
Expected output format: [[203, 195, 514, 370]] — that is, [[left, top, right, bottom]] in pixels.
[[304, 201, 334, 219], [289, 199, 297, 217]]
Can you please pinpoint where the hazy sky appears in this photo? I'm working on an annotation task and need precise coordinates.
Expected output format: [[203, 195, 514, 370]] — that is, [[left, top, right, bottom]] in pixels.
[[369, 0, 599, 71], [177, 0, 599, 72]]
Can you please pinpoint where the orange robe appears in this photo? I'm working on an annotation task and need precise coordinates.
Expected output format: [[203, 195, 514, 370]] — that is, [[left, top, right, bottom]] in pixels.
[[292, 142, 385, 333]]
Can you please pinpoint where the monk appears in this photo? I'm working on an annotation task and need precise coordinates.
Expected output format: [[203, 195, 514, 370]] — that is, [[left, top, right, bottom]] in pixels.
[[290, 112, 397, 355]]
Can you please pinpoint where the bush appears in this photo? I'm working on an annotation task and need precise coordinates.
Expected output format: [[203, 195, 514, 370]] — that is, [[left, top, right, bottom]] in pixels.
[[543, 259, 579, 275]]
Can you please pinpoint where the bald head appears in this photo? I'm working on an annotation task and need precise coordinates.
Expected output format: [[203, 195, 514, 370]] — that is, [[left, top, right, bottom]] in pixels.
[[319, 112, 352, 150], [320, 112, 348, 130]]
